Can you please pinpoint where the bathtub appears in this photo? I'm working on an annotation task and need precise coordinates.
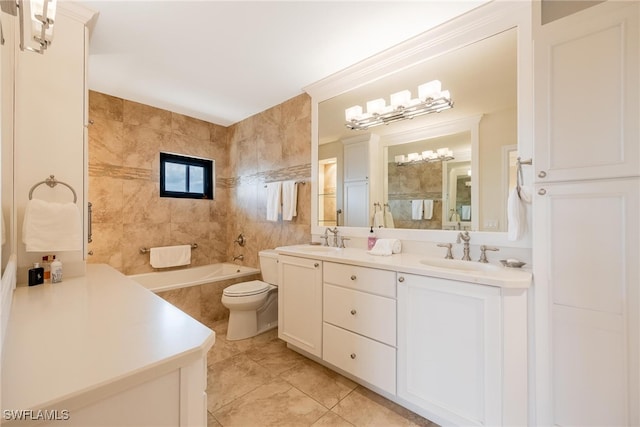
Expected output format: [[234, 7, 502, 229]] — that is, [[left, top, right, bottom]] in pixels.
[[128, 263, 260, 293]]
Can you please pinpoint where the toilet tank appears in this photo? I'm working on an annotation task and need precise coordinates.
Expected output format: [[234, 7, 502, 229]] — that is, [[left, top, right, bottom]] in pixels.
[[258, 249, 279, 285]]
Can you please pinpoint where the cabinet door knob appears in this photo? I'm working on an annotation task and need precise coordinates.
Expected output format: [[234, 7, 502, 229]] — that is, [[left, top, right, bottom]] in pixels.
[[350, 275, 357, 280], [350, 309, 357, 315], [398, 276, 405, 282], [538, 171, 547, 178], [538, 188, 547, 196], [314, 263, 319, 268], [350, 353, 356, 359]]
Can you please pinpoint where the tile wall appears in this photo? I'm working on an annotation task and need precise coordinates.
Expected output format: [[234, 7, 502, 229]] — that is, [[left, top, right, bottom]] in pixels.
[[88, 91, 311, 275]]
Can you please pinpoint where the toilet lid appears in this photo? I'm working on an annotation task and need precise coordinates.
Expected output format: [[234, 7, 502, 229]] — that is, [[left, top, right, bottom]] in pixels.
[[223, 280, 270, 297]]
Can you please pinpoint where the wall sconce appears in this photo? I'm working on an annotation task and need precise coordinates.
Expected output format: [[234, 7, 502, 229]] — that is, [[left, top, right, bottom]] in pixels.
[[0, 0, 57, 54], [394, 147, 455, 166], [345, 80, 453, 131]]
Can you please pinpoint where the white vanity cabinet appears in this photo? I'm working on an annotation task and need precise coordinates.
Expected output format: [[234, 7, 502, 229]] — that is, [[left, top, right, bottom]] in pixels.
[[397, 273, 502, 426], [277, 255, 323, 357], [322, 262, 396, 394]]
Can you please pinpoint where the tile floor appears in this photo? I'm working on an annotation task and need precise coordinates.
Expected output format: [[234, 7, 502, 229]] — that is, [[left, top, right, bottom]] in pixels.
[[205, 321, 438, 427]]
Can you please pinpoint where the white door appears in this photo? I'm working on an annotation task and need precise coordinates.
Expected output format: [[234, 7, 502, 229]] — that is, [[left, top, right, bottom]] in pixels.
[[344, 180, 369, 227], [277, 255, 323, 357]]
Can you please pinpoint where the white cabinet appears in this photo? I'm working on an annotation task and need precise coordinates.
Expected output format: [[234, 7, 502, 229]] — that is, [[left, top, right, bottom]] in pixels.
[[343, 180, 369, 227], [397, 273, 502, 427], [322, 262, 396, 394], [533, 2, 640, 425], [277, 255, 323, 357], [342, 134, 380, 227]]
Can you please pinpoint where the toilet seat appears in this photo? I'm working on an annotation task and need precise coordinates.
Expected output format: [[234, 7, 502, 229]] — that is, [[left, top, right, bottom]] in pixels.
[[223, 280, 270, 297]]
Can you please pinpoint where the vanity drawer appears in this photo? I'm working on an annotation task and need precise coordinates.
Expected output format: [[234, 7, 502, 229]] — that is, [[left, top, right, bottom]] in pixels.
[[323, 262, 396, 298], [323, 284, 396, 346], [323, 323, 396, 395]]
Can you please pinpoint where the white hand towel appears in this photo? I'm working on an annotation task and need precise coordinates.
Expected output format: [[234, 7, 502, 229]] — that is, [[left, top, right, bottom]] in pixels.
[[384, 209, 395, 228], [461, 205, 471, 221], [282, 180, 298, 221], [411, 200, 423, 220], [265, 182, 282, 222], [22, 199, 82, 252], [150, 245, 191, 269], [423, 199, 434, 220], [507, 186, 531, 241], [373, 210, 384, 228], [367, 238, 402, 256]]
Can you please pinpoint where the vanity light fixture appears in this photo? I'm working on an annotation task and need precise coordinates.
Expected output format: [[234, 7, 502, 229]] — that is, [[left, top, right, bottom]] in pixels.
[[0, 0, 57, 54], [394, 147, 454, 166], [345, 80, 453, 131]]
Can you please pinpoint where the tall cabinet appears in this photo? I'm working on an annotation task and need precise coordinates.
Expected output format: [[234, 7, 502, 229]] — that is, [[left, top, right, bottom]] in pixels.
[[342, 134, 380, 227], [533, 2, 640, 425]]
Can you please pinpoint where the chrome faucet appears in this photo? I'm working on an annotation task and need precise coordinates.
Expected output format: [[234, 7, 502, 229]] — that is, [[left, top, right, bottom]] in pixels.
[[437, 243, 454, 259], [456, 231, 471, 261], [327, 227, 339, 247], [478, 245, 499, 263]]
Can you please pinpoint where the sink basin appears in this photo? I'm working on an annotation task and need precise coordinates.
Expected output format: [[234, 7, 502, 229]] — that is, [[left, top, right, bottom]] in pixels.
[[287, 245, 343, 253], [419, 257, 500, 273]]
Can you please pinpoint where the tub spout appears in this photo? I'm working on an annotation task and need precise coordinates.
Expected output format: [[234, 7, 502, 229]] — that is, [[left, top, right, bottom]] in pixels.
[[233, 254, 244, 261]]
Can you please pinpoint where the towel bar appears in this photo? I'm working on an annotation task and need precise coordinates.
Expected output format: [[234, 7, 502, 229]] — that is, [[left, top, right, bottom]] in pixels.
[[263, 181, 305, 188], [516, 157, 532, 200], [29, 175, 77, 203], [139, 243, 198, 254]]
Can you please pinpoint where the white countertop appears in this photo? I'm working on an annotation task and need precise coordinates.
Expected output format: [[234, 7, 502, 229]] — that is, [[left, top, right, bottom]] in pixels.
[[2, 264, 215, 413], [276, 244, 532, 289]]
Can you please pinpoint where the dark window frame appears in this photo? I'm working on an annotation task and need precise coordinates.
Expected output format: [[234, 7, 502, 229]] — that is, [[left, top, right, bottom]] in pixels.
[[160, 152, 214, 200]]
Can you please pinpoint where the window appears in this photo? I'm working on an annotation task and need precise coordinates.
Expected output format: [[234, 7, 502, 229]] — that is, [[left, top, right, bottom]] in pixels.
[[160, 152, 214, 199]]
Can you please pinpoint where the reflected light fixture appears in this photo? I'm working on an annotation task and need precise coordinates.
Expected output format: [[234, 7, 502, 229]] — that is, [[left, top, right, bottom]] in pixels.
[[394, 147, 454, 165], [345, 80, 453, 131], [0, 0, 57, 54]]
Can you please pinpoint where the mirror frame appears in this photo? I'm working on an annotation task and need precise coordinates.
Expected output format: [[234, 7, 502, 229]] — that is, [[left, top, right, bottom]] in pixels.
[[305, 1, 533, 248]]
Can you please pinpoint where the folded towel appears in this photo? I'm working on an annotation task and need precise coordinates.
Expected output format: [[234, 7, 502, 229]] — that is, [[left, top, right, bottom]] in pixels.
[[461, 205, 471, 221], [384, 209, 395, 228], [265, 182, 282, 222], [373, 210, 384, 228], [507, 186, 531, 241], [423, 199, 434, 220], [411, 200, 423, 220], [150, 245, 191, 269], [367, 238, 402, 256], [22, 199, 82, 252], [282, 180, 298, 221]]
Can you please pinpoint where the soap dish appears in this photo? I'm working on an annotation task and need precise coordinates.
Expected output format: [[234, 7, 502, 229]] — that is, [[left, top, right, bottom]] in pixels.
[[500, 259, 526, 268]]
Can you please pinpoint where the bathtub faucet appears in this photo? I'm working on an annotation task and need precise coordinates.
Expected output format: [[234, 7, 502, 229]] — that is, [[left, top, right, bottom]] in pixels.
[[233, 254, 244, 261]]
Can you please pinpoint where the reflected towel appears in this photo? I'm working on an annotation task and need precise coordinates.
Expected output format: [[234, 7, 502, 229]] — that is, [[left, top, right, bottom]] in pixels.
[[282, 181, 298, 221], [384, 209, 395, 228], [461, 205, 471, 221], [22, 199, 82, 252], [411, 200, 423, 220], [423, 199, 434, 220], [367, 238, 402, 256], [150, 245, 191, 269], [507, 186, 531, 241], [373, 210, 384, 228], [265, 182, 282, 222]]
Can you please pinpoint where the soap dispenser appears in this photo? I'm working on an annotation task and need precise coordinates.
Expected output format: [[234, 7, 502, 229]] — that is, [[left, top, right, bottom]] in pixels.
[[367, 226, 377, 250], [28, 263, 44, 286]]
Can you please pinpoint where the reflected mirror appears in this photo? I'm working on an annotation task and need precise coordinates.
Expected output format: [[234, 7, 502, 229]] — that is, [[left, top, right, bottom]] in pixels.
[[318, 26, 517, 232]]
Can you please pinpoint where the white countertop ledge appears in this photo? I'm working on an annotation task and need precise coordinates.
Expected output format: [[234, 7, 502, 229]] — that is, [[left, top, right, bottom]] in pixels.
[[276, 245, 532, 289], [2, 264, 215, 413]]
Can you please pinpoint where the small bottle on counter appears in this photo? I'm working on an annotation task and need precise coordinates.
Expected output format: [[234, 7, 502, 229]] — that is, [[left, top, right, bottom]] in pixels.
[[41, 255, 51, 282], [367, 226, 377, 250], [28, 263, 44, 286], [51, 257, 63, 283]]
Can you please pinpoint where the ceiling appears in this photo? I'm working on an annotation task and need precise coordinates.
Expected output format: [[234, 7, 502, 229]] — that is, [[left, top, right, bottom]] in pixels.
[[76, 1, 491, 127]]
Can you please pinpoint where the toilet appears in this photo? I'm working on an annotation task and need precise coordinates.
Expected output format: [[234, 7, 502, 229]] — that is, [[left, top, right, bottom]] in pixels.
[[221, 250, 278, 341]]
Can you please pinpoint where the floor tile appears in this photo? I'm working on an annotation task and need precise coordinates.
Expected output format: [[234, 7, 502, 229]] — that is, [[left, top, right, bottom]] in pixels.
[[311, 411, 355, 427], [213, 378, 328, 426], [245, 337, 308, 375], [207, 411, 221, 427]]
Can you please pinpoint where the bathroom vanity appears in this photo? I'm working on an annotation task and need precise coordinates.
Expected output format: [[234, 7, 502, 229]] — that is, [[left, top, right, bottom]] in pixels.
[[276, 244, 531, 427], [2, 264, 214, 427]]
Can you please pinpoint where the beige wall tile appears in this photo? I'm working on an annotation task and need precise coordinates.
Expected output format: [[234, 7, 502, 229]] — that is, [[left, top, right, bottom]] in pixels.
[[172, 112, 211, 141], [89, 118, 123, 166], [122, 124, 171, 170], [89, 91, 123, 122], [123, 100, 172, 132]]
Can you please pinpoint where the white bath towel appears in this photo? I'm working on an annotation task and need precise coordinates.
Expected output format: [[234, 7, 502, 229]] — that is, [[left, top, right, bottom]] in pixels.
[[507, 186, 531, 241], [22, 199, 82, 252], [282, 180, 298, 221], [461, 205, 471, 221], [265, 182, 282, 222], [411, 200, 423, 220], [423, 199, 434, 220], [150, 245, 191, 269], [372, 210, 384, 228], [367, 238, 402, 256], [384, 209, 395, 228]]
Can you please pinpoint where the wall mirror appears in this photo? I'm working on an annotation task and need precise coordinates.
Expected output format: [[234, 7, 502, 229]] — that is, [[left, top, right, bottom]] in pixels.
[[308, 1, 532, 243]]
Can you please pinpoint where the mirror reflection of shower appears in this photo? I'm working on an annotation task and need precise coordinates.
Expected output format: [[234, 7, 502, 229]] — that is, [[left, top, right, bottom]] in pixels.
[[318, 158, 338, 226]]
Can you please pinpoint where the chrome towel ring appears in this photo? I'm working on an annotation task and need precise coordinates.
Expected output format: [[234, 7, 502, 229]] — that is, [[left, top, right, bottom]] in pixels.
[[28, 175, 77, 203]]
